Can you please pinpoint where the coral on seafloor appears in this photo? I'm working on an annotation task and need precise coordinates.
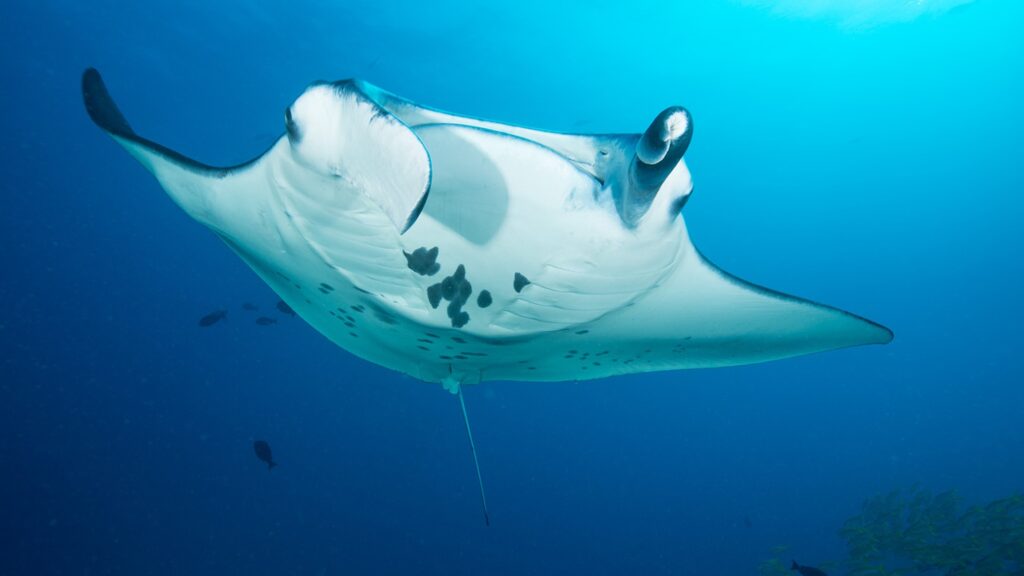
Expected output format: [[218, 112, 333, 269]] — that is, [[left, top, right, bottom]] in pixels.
[[759, 487, 1024, 576]]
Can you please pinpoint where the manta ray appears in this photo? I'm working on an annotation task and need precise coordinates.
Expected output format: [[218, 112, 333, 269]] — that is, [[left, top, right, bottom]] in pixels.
[[82, 69, 891, 523]]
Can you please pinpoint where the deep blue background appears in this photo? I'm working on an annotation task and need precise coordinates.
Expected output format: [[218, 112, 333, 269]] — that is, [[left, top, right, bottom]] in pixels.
[[2, 1, 1022, 574]]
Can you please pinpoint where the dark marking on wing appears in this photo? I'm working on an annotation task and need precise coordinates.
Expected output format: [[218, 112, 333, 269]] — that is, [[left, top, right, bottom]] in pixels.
[[434, 264, 473, 328], [477, 290, 492, 308], [366, 303, 397, 326], [403, 246, 441, 276], [427, 284, 442, 309], [513, 273, 530, 293]]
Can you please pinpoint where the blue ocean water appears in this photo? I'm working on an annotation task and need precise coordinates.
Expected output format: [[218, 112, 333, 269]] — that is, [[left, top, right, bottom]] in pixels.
[[2, 0, 1022, 574]]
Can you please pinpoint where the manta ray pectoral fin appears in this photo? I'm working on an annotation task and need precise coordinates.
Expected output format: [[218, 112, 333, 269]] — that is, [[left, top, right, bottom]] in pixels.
[[600, 245, 893, 373], [620, 106, 693, 227], [81, 68, 268, 227]]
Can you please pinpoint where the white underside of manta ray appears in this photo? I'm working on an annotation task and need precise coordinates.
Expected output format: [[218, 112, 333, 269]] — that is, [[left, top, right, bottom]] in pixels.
[[82, 69, 892, 390]]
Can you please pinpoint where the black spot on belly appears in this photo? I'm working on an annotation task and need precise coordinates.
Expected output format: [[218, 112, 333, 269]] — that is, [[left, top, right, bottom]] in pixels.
[[477, 290, 492, 308], [433, 264, 473, 328], [320, 282, 335, 292], [427, 284, 442, 309], [404, 246, 441, 276], [513, 273, 530, 293], [575, 329, 589, 335], [371, 308, 396, 325], [450, 310, 470, 328]]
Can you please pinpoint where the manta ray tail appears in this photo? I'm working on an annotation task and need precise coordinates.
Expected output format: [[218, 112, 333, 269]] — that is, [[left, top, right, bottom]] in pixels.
[[458, 388, 490, 527]]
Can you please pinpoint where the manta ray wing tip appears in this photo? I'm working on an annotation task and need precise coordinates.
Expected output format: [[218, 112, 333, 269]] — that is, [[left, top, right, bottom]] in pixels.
[[81, 67, 135, 138], [837, 309, 894, 348], [873, 322, 895, 345]]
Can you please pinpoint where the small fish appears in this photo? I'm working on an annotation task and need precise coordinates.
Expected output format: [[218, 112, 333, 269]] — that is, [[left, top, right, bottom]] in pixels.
[[253, 440, 277, 470], [276, 300, 296, 316], [198, 310, 227, 327], [744, 515, 752, 529], [242, 302, 258, 311], [792, 560, 827, 576], [255, 316, 277, 326]]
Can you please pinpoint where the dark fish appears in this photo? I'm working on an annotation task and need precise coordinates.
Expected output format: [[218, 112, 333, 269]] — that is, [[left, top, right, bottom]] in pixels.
[[242, 302, 258, 311], [792, 560, 827, 576], [255, 317, 277, 326], [276, 300, 296, 316], [198, 310, 227, 327], [253, 440, 277, 470], [744, 515, 752, 528]]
